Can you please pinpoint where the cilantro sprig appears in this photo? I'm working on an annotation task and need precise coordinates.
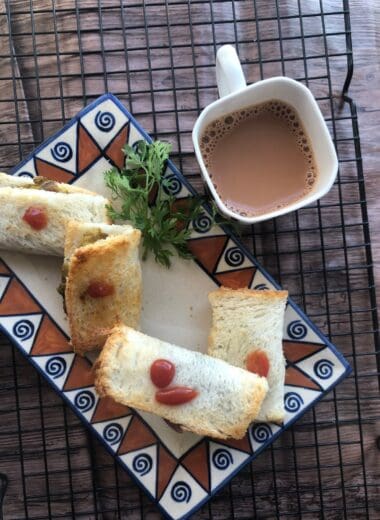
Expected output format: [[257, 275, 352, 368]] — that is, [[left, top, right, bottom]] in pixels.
[[105, 140, 204, 268]]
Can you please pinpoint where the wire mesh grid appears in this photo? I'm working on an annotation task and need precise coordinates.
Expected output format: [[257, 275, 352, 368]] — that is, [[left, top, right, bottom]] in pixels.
[[0, 0, 378, 518]]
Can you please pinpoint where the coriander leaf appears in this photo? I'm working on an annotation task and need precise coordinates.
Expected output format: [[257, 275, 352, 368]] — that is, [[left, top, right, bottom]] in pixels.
[[104, 139, 233, 267]]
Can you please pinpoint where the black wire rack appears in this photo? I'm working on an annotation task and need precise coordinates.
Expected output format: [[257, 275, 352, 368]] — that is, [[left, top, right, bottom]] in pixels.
[[0, 1, 379, 519]]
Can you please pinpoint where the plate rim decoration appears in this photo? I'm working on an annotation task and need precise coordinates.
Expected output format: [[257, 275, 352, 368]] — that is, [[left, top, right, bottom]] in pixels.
[[0, 93, 351, 520]]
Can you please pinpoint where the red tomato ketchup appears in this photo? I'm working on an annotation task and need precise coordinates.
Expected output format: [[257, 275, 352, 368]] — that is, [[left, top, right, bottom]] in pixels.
[[150, 359, 175, 388], [22, 206, 48, 230], [155, 386, 198, 405], [86, 281, 114, 298], [246, 350, 270, 378]]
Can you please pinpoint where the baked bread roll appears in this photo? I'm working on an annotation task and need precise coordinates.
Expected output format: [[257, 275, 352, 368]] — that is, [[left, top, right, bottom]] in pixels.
[[0, 172, 94, 194], [208, 287, 288, 423], [63, 221, 142, 355], [0, 173, 110, 256], [94, 325, 268, 440]]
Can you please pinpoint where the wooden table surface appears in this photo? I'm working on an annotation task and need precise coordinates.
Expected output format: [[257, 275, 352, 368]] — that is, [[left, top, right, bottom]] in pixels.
[[0, 1, 378, 519], [349, 1, 380, 299]]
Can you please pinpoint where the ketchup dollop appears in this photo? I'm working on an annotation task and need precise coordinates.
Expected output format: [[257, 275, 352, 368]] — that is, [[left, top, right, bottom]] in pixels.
[[246, 350, 270, 378], [86, 281, 114, 298], [155, 386, 198, 405], [22, 206, 48, 230], [150, 359, 175, 388]]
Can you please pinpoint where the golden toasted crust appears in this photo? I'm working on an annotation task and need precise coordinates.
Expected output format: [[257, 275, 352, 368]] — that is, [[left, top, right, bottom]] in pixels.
[[64, 220, 106, 258], [65, 232, 141, 355], [93, 327, 124, 397], [209, 286, 288, 302], [0, 172, 102, 197], [64, 221, 134, 259], [56, 184, 101, 196], [94, 326, 268, 440], [64, 220, 81, 259]]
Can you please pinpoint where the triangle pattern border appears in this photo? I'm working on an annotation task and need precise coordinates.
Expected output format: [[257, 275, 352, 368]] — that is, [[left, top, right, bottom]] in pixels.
[[1, 93, 352, 520]]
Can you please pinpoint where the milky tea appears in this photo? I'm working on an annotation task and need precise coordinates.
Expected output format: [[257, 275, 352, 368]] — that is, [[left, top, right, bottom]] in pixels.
[[200, 100, 318, 217]]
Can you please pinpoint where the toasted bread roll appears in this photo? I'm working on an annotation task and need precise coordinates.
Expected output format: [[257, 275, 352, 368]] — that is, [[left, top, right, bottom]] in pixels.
[[0, 171, 96, 194], [64, 221, 135, 258], [208, 287, 288, 424], [63, 221, 142, 355], [0, 174, 110, 256], [94, 325, 268, 440]]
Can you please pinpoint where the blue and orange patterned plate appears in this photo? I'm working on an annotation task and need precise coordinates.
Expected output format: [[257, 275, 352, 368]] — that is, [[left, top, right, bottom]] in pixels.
[[0, 94, 350, 519]]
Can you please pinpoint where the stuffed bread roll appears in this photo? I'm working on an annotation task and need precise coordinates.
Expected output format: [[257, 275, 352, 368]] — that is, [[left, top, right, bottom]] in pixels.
[[208, 287, 288, 424], [0, 172, 110, 256], [94, 325, 268, 440], [61, 221, 142, 355]]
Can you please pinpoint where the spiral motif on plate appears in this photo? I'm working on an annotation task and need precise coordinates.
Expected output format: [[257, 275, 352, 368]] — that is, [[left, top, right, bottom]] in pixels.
[[253, 283, 269, 291], [103, 422, 123, 445], [284, 392, 304, 413], [251, 423, 272, 443], [225, 246, 244, 267], [192, 212, 212, 234], [314, 359, 334, 380], [74, 390, 95, 413], [212, 448, 233, 470], [132, 453, 152, 477], [287, 320, 307, 340], [17, 171, 34, 179], [50, 141, 73, 162], [45, 356, 66, 379], [170, 481, 192, 503], [162, 173, 182, 196], [12, 319, 34, 341], [95, 110, 116, 132]]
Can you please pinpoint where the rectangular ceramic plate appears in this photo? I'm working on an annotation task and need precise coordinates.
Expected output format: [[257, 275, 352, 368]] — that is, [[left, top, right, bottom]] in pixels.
[[1, 94, 351, 520]]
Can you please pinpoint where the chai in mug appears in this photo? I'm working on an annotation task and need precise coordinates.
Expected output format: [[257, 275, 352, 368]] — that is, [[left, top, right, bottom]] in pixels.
[[192, 46, 338, 224], [199, 99, 318, 218]]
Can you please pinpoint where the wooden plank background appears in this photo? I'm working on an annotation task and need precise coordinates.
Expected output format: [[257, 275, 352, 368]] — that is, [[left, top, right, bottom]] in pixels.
[[0, 1, 378, 519], [349, 0, 379, 300]]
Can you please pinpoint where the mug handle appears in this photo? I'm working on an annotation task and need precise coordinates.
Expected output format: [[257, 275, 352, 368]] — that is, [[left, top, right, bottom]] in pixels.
[[216, 45, 247, 98]]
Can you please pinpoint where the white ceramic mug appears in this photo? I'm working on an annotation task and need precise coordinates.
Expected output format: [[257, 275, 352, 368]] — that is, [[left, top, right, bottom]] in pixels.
[[192, 45, 338, 224]]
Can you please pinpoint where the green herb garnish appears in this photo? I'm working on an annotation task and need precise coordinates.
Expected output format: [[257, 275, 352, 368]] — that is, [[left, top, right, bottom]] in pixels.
[[105, 140, 205, 268]]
